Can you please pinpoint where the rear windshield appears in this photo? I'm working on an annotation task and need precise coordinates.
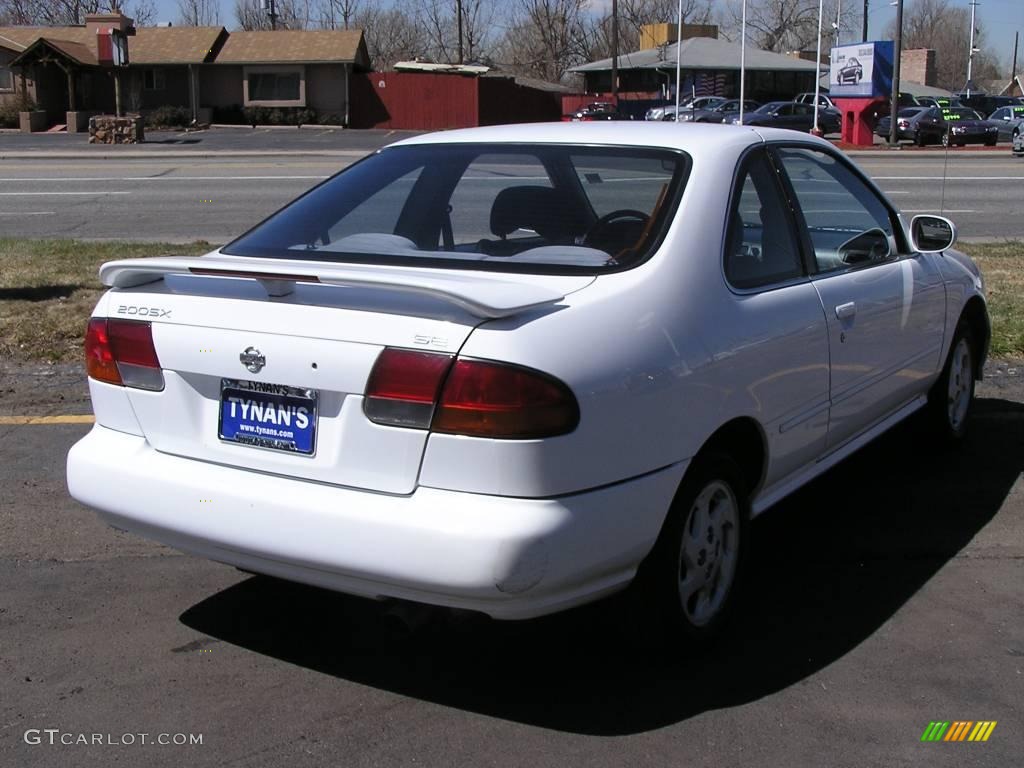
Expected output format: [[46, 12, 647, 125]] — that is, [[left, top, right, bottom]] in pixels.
[[222, 143, 690, 275]]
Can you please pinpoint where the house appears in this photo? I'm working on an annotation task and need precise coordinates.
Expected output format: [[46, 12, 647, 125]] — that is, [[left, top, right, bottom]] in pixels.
[[0, 12, 370, 130]]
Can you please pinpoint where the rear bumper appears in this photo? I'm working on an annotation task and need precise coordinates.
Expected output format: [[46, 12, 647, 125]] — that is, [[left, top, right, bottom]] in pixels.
[[67, 425, 685, 619]]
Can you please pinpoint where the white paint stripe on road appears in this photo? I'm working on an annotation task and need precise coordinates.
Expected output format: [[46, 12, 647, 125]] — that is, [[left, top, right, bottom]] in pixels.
[[0, 211, 54, 215], [872, 176, 1024, 180], [0, 191, 130, 196], [902, 209, 976, 213], [882, 191, 910, 194]]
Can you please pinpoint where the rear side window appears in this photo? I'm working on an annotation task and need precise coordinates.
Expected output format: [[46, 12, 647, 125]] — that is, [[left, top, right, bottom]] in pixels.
[[725, 150, 803, 289], [222, 144, 689, 275]]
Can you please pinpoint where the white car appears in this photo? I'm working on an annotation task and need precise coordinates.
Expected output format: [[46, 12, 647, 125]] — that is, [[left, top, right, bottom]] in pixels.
[[67, 123, 989, 641]]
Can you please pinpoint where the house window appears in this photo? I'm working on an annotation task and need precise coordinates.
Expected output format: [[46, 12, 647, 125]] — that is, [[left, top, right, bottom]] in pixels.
[[143, 69, 165, 91], [244, 67, 305, 106], [0, 66, 13, 92]]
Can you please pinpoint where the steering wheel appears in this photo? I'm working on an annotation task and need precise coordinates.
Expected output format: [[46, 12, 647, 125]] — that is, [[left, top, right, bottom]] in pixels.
[[582, 209, 650, 249]]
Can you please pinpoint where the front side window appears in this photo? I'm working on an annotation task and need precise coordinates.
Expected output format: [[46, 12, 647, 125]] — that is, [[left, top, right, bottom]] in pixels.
[[776, 147, 895, 273], [223, 144, 689, 274], [724, 150, 803, 289], [0, 65, 13, 91]]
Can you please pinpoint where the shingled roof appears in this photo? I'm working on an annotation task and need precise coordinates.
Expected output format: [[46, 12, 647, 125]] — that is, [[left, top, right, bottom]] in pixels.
[[0, 25, 225, 65], [215, 30, 369, 68]]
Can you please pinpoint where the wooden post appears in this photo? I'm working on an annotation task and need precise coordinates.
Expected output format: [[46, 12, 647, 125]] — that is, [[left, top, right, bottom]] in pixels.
[[114, 70, 123, 117]]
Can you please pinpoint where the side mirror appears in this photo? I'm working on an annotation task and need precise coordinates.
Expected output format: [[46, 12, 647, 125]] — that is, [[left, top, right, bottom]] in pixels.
[[910, 215, 957, 253]]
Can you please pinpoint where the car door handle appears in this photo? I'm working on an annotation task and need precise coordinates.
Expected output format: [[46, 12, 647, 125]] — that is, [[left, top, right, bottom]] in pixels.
[[835, 302, 857, 320]]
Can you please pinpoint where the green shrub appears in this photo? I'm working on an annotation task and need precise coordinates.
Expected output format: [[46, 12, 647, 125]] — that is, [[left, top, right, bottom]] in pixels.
[[242, 106, 317, 126], [211, 104, 246, 125], [144, 105, 191, 129]]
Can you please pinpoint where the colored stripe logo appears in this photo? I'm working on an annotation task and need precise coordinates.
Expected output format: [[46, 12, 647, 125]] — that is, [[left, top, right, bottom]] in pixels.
[[921, 721, 997, 742]]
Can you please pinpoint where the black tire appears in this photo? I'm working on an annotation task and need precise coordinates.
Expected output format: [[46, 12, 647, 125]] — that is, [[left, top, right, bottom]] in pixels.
[[985, 138, 997, 147], [925, 320, 977, 443], [914, 130, 926, 147], [631, 453, 749, 648]]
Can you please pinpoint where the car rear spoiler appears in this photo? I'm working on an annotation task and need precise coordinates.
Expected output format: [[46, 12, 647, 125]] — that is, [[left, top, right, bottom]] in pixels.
[[99, 256, 568, 319]]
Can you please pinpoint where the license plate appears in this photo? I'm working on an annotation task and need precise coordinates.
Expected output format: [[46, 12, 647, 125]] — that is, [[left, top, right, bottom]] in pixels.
[[218, 379, 318, 455]]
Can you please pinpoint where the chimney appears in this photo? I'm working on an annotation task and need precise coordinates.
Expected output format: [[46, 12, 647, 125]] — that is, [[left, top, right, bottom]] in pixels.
[[639, 23, 719, 50], [901, 49, 936, 87], [85, 12, 135, 36]]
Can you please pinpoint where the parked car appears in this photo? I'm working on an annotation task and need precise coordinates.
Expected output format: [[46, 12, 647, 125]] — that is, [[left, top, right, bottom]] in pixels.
[[932, 106, 999, 146], [67, 123, 989, 643], [1014, 129, 1024, 156], [956, 93, 1021, 118], [571, 102, 630, 121], [838, 57, 863, 84], [874, 106, 935, 145], [645, 95, 699, 121], [794, 92, 836, 110], [731, 101, 841, 134], [917, 96, 961, 110], [687, 99, 761, 123], [987, 104, 1024, 141], [661, 96, 727, 121]]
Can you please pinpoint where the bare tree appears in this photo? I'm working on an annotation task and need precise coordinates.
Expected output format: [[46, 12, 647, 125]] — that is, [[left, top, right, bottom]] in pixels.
[[494, 0, 590, 83], [176, 0, 218, 25], [720, 0, 851, 53], [0, 0, 156, 25], [315, 0, 362, 29], [415, 0, 497, 64], [354, 4, 428, 69], [234, 0, 312, 29], [889, 0, 1000, 90], [587, 0, 714, 59]]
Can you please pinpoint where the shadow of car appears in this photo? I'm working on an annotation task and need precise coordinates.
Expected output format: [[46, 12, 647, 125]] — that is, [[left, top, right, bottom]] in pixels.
[[179, 396, 1023, 734]]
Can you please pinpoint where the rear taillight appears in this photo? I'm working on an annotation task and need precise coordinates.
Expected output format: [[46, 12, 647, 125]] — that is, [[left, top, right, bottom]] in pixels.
[[363, 348, 579, 439], [433, 360, 579, 439], [85, 318, 164, 391], [364, 349, 454, 428]]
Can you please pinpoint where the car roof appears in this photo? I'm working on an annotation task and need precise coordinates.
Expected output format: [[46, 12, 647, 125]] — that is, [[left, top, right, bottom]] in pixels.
[[389, 121, 834, 154]]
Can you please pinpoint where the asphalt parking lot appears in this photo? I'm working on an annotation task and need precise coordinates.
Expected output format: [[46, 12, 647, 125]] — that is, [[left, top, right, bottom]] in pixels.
[[1, 360, 1021, 767]]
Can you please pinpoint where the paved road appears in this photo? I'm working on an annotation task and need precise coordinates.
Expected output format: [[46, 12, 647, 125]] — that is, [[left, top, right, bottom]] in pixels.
[[1, 362, 1022, 767], [0, 146, 1021, 242]]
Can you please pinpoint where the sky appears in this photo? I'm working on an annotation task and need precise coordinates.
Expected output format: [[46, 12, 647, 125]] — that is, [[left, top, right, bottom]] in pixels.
[[147, 0, 1024, 73]]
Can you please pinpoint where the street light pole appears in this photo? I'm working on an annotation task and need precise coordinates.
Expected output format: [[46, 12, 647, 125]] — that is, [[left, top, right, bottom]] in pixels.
[[862, 0, 868, 41], [966, 0, 979, 96], [889, 0, 904, 146]]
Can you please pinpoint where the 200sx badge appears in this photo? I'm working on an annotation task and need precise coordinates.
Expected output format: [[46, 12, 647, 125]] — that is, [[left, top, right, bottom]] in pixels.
[[218, 379, 318, 455]]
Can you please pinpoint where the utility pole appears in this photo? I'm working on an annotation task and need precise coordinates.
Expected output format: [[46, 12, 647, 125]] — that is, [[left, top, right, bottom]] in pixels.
[[966, 0, 979, 96], [674, 0, 683, 114], [889, 0, 903, 145], [835, 0, 842, 45], [263, 0, 278, 30], [862, 0, 868, 41], [611, 0, 619, 101], [813, 0, 824, 134], [456, 0, 464, 64], [1012, 30, 1019, 79]]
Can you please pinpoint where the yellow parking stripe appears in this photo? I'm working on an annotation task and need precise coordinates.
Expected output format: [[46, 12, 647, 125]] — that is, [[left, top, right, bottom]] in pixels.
[[980, 721, 997, 741], [0, 415, 94, 425]]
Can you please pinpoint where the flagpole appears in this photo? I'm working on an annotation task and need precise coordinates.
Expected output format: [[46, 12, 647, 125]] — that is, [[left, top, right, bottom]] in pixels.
[[813, 0, 824, 133], [739, 0, 747, 121], [674, 0, 683, 115]]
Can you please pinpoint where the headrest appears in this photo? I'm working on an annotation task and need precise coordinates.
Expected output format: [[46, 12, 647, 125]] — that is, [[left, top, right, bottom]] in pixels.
[[489, 185, 586, 243]]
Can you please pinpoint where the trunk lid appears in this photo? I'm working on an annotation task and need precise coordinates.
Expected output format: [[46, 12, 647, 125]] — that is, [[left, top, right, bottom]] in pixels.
[[98, 254, 593, 494]]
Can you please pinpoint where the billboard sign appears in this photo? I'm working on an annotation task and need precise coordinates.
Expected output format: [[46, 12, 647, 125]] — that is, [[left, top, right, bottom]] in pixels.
[[829, 41, 893, 98]]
